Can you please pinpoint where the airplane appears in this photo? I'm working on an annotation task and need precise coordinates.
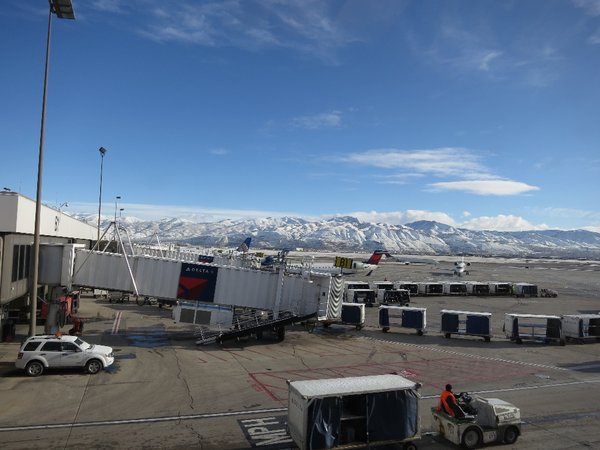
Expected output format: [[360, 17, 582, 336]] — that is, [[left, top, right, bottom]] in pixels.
[[284, 251, 385, 275], [197, 237, 253, 264], [453, 256, 471, 276], [381, 251, 438, 265], [236, 237, 252, 253]]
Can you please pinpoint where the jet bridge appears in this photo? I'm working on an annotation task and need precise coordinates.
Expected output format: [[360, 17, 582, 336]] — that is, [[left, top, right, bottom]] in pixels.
[[39, 243, 343, 343]]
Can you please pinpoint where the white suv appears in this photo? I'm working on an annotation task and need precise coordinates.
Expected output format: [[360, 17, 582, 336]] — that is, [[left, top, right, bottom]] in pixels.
[[16, 335, 115, 376]]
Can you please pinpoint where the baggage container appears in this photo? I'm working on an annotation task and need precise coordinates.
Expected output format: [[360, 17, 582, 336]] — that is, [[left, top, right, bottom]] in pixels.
[[512, 283, 538, 297], [349, 289, 376, 307], [488, 282, 512, 296], [381, 289, 410, 306], [441, 309, 492, 342], [465, 282, 490, 296], [443, 282, 467, 295], [340, 303, 365, 330], [370, 281, 395, 302], [504, 313, 565, 345], [562, 314, 600, 342], [418, 282, 443, 296], [379, 305, 426, 336], [287, 374, 421, 450], [397, 282, 419, 296]]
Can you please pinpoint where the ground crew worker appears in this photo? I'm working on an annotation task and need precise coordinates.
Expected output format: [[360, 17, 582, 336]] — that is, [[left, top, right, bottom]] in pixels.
[[438, 384, 462, 417]]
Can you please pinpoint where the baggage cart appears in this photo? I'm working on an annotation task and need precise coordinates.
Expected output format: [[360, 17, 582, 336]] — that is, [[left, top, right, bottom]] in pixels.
[[287, 374, 421, 450], [379, 305, 426, 336], [440, 310, 492, 342], [504, 313, 565, 345], [562, 314, 600, 343]]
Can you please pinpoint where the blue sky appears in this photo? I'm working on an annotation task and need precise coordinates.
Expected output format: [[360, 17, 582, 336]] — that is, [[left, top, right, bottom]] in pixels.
[[1, 0, 600, 232]]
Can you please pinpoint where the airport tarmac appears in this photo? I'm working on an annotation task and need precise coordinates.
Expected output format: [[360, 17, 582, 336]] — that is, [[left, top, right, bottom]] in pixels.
[[0, 256, 599, 449]]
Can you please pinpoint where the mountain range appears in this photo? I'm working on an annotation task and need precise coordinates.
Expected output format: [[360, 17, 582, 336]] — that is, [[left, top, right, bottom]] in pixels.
[[78, 215, 600, 259]]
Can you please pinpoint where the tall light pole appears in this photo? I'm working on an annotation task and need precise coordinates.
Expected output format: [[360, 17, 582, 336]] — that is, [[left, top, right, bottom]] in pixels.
[[29, 0, 75, 337], [114, 195, 121, 224], [97, 146, 107, 242]]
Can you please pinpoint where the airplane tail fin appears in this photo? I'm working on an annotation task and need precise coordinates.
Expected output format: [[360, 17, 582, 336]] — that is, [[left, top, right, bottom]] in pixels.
[[237, 237, 252, 253], [366, 251, 385, 265]]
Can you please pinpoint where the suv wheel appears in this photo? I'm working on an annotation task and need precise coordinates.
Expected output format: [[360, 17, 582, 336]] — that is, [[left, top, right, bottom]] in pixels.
[[26, 361, 44, 377], [85, 359, 103, 374]]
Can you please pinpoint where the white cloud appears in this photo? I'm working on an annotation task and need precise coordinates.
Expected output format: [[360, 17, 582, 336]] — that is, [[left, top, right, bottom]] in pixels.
[[583, 226, 600, 233], [291, 111, 343, 129], [428, 179, 540, 196], [124, 0, 361, 63], [573, 0, 600, 16], [340, 148, 490, 178], [460, 214, 548, 231], [208, 148, 229, 156]]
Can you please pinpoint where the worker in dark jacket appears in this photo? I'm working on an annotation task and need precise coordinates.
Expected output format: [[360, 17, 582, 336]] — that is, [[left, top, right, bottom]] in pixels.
[[438, 384, 464, 417]]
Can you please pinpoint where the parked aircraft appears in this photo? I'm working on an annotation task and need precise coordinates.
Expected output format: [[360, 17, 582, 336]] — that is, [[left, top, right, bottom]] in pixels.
[[453, 256, 471, 276], [382, 252, 438, 265], [236, 237, 252, 253], [285, 251, 385, 275]]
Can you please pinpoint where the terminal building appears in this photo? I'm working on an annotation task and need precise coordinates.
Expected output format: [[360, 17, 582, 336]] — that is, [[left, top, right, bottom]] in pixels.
[[0, 191, 97, 339]]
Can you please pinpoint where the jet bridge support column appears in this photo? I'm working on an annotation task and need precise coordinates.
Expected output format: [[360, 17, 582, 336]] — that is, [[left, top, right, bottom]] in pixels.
[[272, 268, 285, 320]]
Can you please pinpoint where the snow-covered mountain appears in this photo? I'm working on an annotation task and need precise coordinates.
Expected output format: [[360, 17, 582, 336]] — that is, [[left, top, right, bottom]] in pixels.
[[76, 215, 600, 259]]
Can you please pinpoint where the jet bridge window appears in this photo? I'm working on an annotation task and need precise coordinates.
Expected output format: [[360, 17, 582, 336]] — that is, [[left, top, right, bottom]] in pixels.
[[11, 244, 31, 282]]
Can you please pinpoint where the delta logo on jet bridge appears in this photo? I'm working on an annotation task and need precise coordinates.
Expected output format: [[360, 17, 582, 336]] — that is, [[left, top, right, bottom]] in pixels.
[[177, 263, 218, 302]]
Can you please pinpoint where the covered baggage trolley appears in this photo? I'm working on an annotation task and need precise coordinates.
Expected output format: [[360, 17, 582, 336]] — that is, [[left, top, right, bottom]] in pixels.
[[349, 289, 376, 307], [465, 282, 490, 296], [340, 302, 365, 330], [418, 282, 443, 296], [443, 282, 467, 295], [440, 310, 492, 342], [379, 305, 426, 336], [287, 374, 421, 450], [561, 314, 600, 343], [512, 282, 538, 297], [488, 282, 512, 296], [504, 313, 565, 345], [381, 289, 410, 306], [370, 281, 395, 302], [398, 283, 419, 296]]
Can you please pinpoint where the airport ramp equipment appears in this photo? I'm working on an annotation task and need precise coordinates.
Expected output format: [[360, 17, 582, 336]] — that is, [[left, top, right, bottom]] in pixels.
[[287, 374, 421, 450], [488, 282, 512, 296], [504, 313, 565, 345], [418, 282, 443, 296], [379, 305, 426, 336], [562, 314, 600, 343], [397, 283, 419, 296], [370, 281, 395, 302], [465, 281, 490, 296], [380, 289, 410, 306], [321, 302, 366, 331], [441, 309, 492, 342], [512, 283, 538, 297], [443, 282, 467, 295]]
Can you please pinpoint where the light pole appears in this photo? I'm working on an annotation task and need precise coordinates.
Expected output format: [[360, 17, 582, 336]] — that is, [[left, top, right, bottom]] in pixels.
[[120, 207, 125, 219], [114, 195, 121, 224], [97, 146, 107, 242], [29, 0, 75, 337]]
